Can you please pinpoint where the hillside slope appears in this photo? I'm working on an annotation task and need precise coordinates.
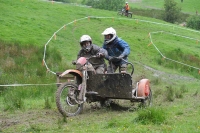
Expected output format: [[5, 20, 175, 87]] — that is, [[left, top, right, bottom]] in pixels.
[[0, 1, 200, 132]]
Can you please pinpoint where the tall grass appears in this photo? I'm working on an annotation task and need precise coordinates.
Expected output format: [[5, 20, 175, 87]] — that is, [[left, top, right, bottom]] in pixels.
[[134, 107, 167, 125], [156, 48, 200, 78], [0, 42, 61, 110]]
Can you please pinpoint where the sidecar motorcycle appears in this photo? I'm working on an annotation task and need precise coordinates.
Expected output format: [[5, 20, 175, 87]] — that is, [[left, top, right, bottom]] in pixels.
[[55, 56, 152, 117]]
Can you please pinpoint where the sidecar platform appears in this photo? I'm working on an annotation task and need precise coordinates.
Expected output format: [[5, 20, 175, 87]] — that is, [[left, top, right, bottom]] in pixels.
[[86, 73, 133, 99]]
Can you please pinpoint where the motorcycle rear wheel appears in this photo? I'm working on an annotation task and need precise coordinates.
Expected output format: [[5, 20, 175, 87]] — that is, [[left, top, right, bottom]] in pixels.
[[56, 83, 83, 117], [127, 13, 132, 18]]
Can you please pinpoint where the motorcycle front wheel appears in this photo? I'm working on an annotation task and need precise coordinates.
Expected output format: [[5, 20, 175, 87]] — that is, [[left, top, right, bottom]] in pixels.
[[56, 83, 83, 117]]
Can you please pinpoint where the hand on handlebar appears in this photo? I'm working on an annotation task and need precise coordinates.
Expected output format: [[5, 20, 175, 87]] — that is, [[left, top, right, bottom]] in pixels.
[[108, 56, 114, 61], [96, 53, 104, 58], [117, 54, 124, 60], [108, 55, 124, 61]]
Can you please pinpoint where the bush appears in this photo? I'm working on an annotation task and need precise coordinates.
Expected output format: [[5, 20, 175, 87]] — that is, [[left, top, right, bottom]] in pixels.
[[84, 0, 125, 11], [163, 0, 181, 23], [165, 86, 175, 102], [187, 15, 200, 30], [134, 107, 167, 125]]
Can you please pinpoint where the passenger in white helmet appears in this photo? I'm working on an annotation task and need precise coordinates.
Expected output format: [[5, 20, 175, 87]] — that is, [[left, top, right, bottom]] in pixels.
[[75, 35, 107, 74], [102, 27, 130, 73]]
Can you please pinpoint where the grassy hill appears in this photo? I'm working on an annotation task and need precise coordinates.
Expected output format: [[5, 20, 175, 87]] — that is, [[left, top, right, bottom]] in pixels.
[[129, 0, 200, 15], [0, 0, 200, 132]]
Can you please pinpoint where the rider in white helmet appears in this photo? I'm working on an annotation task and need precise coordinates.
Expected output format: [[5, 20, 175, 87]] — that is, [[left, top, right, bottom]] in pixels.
[[75, 35, 107, 74], [102, 27, 130, 73], [79, 35, 93, 52]]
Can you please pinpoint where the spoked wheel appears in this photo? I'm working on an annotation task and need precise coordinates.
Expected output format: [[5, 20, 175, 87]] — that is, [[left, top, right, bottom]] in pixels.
[[128, 13, 132, 18], [56, 82, 83, 117]]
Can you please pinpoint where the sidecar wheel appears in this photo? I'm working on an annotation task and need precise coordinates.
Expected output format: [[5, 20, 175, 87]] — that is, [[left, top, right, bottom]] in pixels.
[[56, 82, 83, 117], [138, 79, 150, 97], [138, 79, 152, 107]]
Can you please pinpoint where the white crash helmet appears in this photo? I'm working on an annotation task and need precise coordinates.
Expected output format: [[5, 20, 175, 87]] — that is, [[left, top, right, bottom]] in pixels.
[[126, 2, 128, 4], [80, 35, 92, 52], [101, 27, 117, 44]]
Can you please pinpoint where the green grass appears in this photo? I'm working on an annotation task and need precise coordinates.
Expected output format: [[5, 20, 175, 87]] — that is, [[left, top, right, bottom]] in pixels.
[[135, 107, 167, 125], [129, 0, 200, 14], [0, 0, 200, 132]]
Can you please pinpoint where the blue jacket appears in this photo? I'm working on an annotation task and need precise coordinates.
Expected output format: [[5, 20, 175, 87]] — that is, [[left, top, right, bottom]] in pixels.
[[103, 36, 130, 65]]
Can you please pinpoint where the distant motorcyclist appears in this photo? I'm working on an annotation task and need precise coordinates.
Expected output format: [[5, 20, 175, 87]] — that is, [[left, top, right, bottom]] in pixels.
[[75, 35, 107, 74], [102, 27, 130, 73], [125, 2, 130, 16]]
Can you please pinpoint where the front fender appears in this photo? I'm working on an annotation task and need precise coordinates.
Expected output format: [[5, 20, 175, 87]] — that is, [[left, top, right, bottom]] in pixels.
[[60, 69, 83, 78], [57, 69, 83, 85]]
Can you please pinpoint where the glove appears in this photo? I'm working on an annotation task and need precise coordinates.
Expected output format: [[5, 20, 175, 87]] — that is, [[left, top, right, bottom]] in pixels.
[[96, 53, 104, 58], [108, 56, 114, 61], [117, 54, 124, 60], [72, 60, 76, 65]]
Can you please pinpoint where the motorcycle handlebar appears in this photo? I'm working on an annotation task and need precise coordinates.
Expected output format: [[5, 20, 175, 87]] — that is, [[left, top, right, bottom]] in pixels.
[[121, 58, 134, 76]]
